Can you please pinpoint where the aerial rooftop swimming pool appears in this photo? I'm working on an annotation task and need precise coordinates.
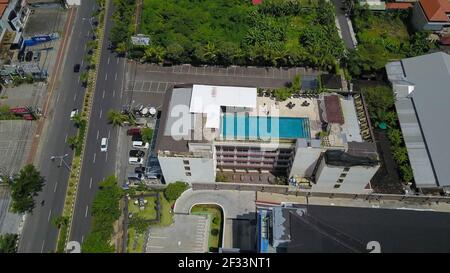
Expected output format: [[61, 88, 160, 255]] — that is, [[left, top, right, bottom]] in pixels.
[[221, 114, 310, 140]]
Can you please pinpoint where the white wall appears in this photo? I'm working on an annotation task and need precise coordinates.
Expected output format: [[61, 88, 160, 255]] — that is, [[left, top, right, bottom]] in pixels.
[[312, 159, 378, 194], [289, 147, 322, 178], [158, 156, 216, 184], [65, 0, 81, 6]]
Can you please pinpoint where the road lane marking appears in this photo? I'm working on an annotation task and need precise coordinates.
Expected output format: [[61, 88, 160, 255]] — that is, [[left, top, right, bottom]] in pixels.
[[81, 235, 84, 243], [89, 177, 93, 189], [112, 89, 115, 97], [54, 181, 58, 193], [56, 92, 60, 103], [81, 59, 84, 66], [102, 89, 105, 98], [78, 76, 80, 83], [108, 129, 111, 138], [107, 57, 110, 64], [41, 240, 45, 253], [73, 93, 77, 101], [105, 73, 108, 81], [148, 236, 167, 239], [147, 245, 164, 248], [64, 133, 68, 143], [85, 206, 89, 218], [99, 109, 102, 119], [93, 153, 96, 163], [105, 152, 108, 162], [114, 72, 117, 81], [47, 209, 52, 222], [96, 130, 99, 140], [117, 58, 119, 64]]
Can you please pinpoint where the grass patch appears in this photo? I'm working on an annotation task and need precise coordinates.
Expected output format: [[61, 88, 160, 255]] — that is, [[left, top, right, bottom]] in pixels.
[[156, 192, 174, 227], [191, 204, 223, 251], [126, 227, 146, 253], [128, 196, 157, 220]]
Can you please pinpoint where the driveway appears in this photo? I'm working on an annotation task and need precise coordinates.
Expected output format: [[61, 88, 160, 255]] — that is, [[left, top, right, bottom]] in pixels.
[[174, 189, 256, 219], [332, 0, 357, 49]]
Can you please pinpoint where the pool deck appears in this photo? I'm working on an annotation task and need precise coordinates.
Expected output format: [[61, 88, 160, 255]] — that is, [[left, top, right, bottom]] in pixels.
[[248, 96, 322, 138]]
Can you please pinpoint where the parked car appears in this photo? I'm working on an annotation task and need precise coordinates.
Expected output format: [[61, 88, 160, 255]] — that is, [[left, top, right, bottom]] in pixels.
[[129, 150, 145, 158], [70, 109, 79, 119], [135, 166, 146, 174], [132, 134, 143, 142], [128, 173, 144, 181], [132, 141, 149, 149], [74, 63, 81, 73], [129, 157, 143, 165], [146, 173, 161, 179], [127, 128, 141, 136], [100, 137, 108, 152]]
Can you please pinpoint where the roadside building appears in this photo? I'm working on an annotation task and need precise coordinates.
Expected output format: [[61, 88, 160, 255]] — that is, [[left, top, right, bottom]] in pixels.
[[155, 84, 379, 194], [258, 204, 450, 253], [411, 0, 450, 31], [386, 52, 450, 194]]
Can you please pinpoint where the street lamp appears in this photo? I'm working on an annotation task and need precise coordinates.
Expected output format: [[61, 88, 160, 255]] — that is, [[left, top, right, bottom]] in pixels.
[[50, 154, 70, 170], [82, 17, 95, 33]]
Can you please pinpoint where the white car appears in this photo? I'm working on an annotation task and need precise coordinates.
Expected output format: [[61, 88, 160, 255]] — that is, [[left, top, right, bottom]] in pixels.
[[129, 157, 143, 165], [70, 109, 79, 119], [132, 141, 149, 149], [100, 137, 108, 152]]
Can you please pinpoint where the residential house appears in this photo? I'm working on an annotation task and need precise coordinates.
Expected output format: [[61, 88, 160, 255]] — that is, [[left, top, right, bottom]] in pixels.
[[411, 0, 450, 31]]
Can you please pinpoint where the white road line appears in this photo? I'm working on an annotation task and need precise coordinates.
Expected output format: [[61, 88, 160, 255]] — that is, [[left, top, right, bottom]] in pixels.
[[107, 57, 110, 64], [117, 58, 119, 64], [96, 130, 99, 140], [99, 109, 102, 119], [54, 181, 58, 193], [78, 76, 80, 83], [73, 93, 77, 101], [114, 73, 117, 81], [105, 73, 108, 81], [108, 129, 111, 138], [112, 89, 115, 97], [147, 245, 164, 249], [105, 152, 108, 162], [102, 89, 105, 98], [64, 133, 68, 143], [47, 209, 52, 222], [85, 206, 89, 218], [93, 153, 96, 163], [89, 177, 93, 189], [148, 236, 167, 239], [41, 240, 45, 253], [56, 92, 60, 103], [81, 235, 84, 243]]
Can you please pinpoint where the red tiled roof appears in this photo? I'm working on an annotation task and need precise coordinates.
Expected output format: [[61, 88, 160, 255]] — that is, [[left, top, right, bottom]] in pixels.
[[0, 2, 7, 18], [386, 2, 413, 9], [420, 0, 450, 22], [324, 95, 344, 125], [252, 0, 263, 5]]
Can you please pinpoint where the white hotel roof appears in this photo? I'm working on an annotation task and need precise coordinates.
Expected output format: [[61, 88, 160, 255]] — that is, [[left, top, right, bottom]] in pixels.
[[189, 84, 257, 128]]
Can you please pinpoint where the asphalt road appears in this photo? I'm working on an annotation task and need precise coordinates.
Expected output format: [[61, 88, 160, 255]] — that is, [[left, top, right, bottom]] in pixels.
[[18, 2, 99, 253], [332, 0, 356, 50], [68, 1, 127, 245]]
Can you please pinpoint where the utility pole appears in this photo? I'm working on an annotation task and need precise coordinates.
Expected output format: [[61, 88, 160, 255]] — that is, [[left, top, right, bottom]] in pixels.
[[50, 154, 71, 171]]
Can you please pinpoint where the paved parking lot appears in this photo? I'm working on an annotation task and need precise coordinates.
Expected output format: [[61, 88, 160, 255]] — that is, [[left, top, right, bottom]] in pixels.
[[124, 63, 321, 109], [146, 214, 209, 253], [0, 121, 36, 176]]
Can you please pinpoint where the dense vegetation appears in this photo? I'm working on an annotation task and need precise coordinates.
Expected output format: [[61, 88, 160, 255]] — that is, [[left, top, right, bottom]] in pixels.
[[82, 176, 123, 253], [164, 181, 189, 201], [363, 86, 413, 183], [347, 3, 434, 77], [112, 0, 344, 70], [0, 233, 18, 253], [10, 164, 45, 213]]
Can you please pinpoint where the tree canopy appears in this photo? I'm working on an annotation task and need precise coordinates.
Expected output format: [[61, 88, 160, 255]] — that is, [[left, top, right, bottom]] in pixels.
[[10, 164, 45, 213]]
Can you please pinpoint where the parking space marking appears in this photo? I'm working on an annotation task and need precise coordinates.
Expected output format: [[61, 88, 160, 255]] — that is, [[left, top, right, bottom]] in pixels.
[[147, 245, 164, 249], [148, 236, 167, 239]]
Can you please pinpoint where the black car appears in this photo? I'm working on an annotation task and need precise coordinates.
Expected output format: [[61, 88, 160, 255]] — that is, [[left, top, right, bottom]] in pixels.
[[74, 64, 81, 73], [132, 134, 142, 142], [135, 166, 146, 174], [129, 150, 145, 158]]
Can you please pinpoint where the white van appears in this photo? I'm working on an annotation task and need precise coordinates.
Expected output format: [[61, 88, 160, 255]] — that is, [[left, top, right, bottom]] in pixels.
[[132, 141, 149, 149], [100, 138, 108, 152], [129, 157, 143, 165]]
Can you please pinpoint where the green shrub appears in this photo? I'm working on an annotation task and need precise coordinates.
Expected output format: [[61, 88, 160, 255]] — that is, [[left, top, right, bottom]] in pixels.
[[211, 228, 219, 237], [164, 181, 189, 201]]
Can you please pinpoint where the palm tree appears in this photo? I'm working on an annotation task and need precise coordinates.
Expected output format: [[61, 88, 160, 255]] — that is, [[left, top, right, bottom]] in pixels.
[[107, 109, 127, 127], [67, 136, 80, 150], [72, 114, 86, 128], [52, 216, 69, 229]]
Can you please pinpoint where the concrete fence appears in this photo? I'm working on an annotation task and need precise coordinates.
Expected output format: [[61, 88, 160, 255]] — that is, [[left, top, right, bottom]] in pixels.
[[191, 182, 450, 204]]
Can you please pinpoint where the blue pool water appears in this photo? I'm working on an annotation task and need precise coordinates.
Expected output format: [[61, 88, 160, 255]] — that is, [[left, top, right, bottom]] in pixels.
[[221, 114, 310, 140]]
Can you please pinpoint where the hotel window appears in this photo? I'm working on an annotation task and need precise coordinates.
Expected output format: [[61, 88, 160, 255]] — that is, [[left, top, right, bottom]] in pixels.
[[183, 160, 189, 165], [185, 172, 192, 176], [340, 173, 347, 178], [337, 179, 344, 183], [334, 184, 341, 189], [184, 166, 190, 171], [343, 167, 350, 172]]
